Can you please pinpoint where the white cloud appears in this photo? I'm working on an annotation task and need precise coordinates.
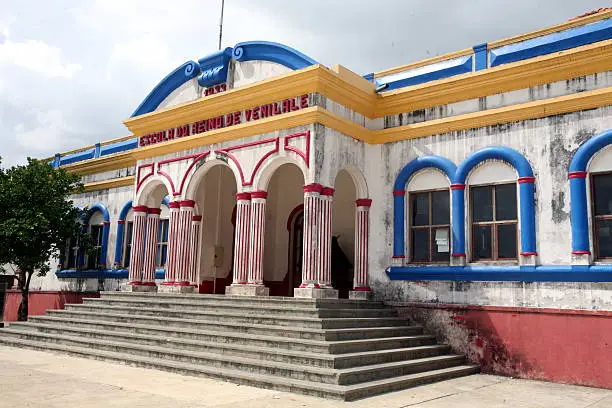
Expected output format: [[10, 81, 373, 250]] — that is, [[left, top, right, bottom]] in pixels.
[[0, 33, 82, 79], [13, 110, 79, 152]]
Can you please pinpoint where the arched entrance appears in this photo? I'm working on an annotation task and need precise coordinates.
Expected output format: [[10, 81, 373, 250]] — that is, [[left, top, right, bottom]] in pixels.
[[185, 163, 238, 294], [263, 163, 305, 296], [332, 170, 357, 298]]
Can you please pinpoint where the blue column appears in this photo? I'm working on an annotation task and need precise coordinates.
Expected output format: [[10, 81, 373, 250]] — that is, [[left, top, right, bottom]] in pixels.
[[114, 221, 125, 267], [569, 172, 590, 254], [53, 153, 61, 168], [451, 185, 466, 256], [100, 222, 110, 268], [518, 178, 537, 254], [473, 43, 488, 71], [393, 191, 405, 258]]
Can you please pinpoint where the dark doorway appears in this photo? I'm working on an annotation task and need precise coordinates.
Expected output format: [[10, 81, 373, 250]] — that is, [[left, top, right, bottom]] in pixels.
[[288, 210, 304, 296]]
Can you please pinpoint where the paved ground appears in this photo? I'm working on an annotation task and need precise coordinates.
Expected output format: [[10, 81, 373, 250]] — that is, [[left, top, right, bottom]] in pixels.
[[1, 346, 610, 408]]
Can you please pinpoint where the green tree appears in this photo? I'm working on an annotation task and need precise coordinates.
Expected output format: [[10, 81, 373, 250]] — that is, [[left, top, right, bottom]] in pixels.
[[0, 158, 84, 321]]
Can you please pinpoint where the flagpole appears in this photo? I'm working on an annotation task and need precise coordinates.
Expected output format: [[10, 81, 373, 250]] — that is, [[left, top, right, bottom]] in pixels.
[[218, 0, 225, 50]]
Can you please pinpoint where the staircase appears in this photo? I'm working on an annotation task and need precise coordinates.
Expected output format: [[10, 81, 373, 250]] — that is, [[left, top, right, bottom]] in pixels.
[[0, 292, 478, 400]]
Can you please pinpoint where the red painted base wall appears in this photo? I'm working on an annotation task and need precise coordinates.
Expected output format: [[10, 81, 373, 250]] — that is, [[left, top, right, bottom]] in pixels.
[[2, 290, 100, 322], [398, 303, 612, 389]]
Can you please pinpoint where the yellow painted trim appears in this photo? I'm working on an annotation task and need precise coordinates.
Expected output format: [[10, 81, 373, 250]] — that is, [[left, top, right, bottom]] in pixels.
[[123, 64, 377, 136], [65, 85, 612, 176], [489, 10, 612, 49], [373, 48, 474, 79], [373, 86, 612, 144], [377, 39, 612, 116], [82, 176, 134, 192]]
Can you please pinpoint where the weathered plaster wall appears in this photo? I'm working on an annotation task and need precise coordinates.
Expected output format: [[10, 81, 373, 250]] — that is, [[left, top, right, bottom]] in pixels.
[[232, 60, 292, 88], [80, 166, 135, 183]]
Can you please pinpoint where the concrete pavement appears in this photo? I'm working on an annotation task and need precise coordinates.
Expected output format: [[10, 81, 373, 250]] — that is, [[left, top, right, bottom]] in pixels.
[[0, 346, 610, 407]]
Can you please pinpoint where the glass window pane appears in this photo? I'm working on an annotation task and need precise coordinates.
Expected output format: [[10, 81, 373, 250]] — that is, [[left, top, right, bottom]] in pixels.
[[432, 227, 450, 261], [126, 222, 133, 245], [593, 174, 612, 216], [162, 220, 169, 242], [160, 245, 168, 266], [497, 224, 517, 259], [431, 191, 450, 225], [596, 219, 612, 258], [495, 184, 517, 221], [411, 229, 429, 261], [124, 246, 131, 267], [411, 194, 429, 226], [473, 225, 492, 260], [472, 186, 493, 222]]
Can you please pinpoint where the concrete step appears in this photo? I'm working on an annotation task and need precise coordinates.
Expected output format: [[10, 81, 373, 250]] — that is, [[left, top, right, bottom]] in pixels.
[[0, 329, 466, 385], [0, 336, 479, 400], [66, 304, 407, 329], [4, 323, 449, 368], [99, 292, 386, 309], [15, 317, 437, 354], [84, 298, 397, 318], [41, 310, 423, 341]]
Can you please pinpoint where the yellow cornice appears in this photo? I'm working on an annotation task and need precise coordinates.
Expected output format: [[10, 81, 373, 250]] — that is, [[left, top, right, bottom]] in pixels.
[[374, 86, 612, 144], [376, 39, 612, 116], [123, 65, 377, 136], [66, 85, 612, 175], [82, 176, 134, 192]]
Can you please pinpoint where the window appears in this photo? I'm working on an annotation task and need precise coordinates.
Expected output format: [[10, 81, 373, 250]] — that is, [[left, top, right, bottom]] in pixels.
[[122, 221, 134, 267], [471, 183, 518, 261], [409, 190, 450, 262], [592, 173, 612, 259], [65, 236, 79, 269], [156, 219, 169, 267], [87, 224, 104, 269]]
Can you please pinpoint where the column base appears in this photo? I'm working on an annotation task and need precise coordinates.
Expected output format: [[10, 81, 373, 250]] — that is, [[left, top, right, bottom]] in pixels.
[[349, 290, 373, 300], [293, 287, 338, 299], [158, 284, 196, 294], [123, 283, 158, 293], [225, 284, 270, 296]]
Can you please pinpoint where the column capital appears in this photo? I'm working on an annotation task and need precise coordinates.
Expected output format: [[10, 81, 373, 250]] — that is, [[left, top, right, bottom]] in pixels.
[[133, 205, 148, 213], [251, 190, 268, 199], [192, 215, 202, 222], [450, 183, 466, 190], [518, 176, 536, 184], [236, 192, 251, 201], [147, 207, 162, 215], [179, 200, 196, 208], [568, 171, 587, 179], [356, 198, 372, 207], [303, 183, 322, 193], [321, 187, 335, 197], [169, 201, 181, 209]]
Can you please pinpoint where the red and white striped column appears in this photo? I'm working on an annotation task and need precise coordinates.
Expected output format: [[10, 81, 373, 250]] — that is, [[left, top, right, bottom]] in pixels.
[[317, 187, 334, 288], [248, 191, 267, 286], [353, 199, 372, 291], [231, 193, 251, 285], [163, 201, 181, 285], [140, 207, 160, 286], [189, 215, 202, 286], [128, 205, 148, 284], [300, 184, 322, 288], [175, 200, 195, 285]]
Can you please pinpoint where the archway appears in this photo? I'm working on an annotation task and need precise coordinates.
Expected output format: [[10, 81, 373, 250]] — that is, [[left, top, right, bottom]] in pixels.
[[188, 164, 237, 294], [332, 170, 357, 298], [264, 163, 305, 296]]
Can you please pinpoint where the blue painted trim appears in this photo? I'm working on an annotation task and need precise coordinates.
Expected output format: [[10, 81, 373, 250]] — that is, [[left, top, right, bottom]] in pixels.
[[451, 187, 465, 257], [473, 43, 488, 71], [162, 196, 170, 207], [386, 264, 612, 282], [56, 269, 165, 280], [392, 156, 457, 257], [131, 61, 201, 117], [87, 203, 110, 268], [197, 47, 233, 87], [94, 143, 101, 158], [114, 200, 133, 266], [59, 148, 95, 166], [362, 73, 375, 82], [100, 138, 138, 157], [569, 129, 612, 253], [53, 154, 61, 168], [375, 55, 473, 92], [455, 146, 534, 183], [490, 18, 612, 67], [232, 41, 317, 70]]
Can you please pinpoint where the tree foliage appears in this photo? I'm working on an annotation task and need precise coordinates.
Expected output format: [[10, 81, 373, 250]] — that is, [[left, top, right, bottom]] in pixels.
[[0, 158, 84, 320]]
